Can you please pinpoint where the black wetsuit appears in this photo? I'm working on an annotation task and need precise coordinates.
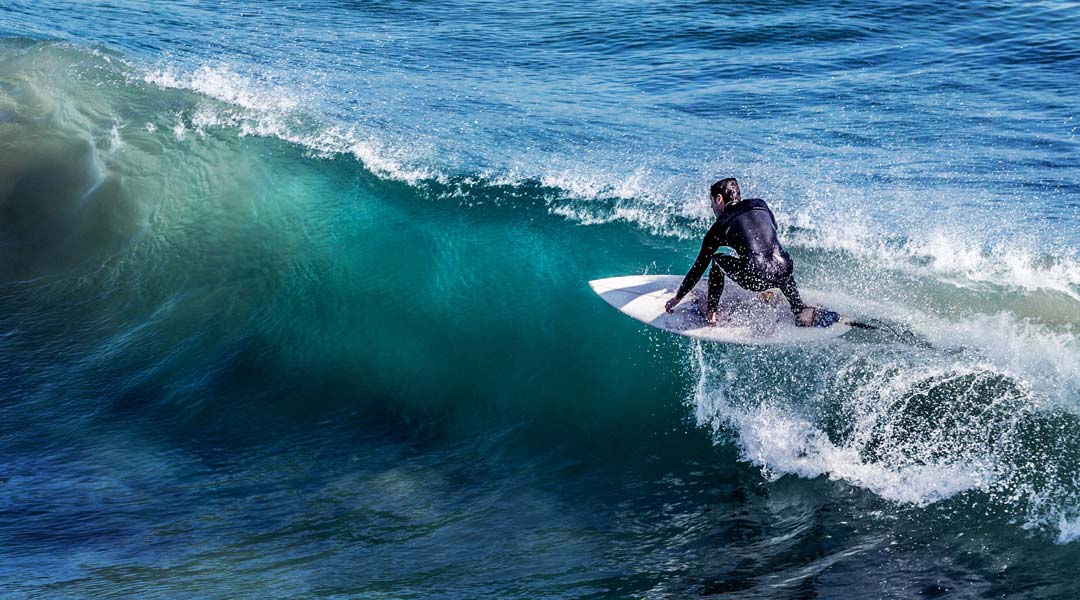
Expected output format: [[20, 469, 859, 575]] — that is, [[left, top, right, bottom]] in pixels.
[[675, 198, 806, 315]]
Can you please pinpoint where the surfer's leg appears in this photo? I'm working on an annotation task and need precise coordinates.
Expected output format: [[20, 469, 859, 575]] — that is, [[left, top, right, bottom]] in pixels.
[[777, 275, 806, 313], [708, 255, 746, 306], [706, 257, 728, 319], [777, 275, 817, 326]]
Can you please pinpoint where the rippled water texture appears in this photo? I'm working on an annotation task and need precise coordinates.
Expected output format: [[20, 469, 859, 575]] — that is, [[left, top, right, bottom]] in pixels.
[[0, 1, 1079, 597]]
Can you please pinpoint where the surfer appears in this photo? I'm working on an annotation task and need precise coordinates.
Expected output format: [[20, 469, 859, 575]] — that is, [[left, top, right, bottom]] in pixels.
[[664, 178, 819, 327]]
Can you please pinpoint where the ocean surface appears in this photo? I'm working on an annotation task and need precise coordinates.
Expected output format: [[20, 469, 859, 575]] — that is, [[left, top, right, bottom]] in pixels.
[[0, 0, 1078, 597]]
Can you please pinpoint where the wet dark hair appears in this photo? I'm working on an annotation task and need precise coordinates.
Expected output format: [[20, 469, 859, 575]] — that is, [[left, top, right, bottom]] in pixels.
[[710, 178, 741, 205]]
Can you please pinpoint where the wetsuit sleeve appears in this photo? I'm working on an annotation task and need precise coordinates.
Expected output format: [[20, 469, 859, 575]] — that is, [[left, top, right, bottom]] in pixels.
[[675, 223, 722, 300]]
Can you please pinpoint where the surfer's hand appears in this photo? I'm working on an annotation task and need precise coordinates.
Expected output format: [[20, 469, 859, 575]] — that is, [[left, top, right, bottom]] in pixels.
[[664, 297, 680, 314]]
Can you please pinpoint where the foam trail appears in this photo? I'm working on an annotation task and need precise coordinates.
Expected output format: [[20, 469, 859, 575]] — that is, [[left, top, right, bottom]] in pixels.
[[692, 344, 991, 507]]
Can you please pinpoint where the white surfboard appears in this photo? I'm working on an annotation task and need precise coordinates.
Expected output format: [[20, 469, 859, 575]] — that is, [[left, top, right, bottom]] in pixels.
[[589, 274, 852, 344]]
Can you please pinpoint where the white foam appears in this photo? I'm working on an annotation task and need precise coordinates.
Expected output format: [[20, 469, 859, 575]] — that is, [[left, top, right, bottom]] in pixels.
[[693, 352, 992, 507], [690, 302, 1080, 542], [786, 210, 1080, 301], [539, 167, 653, 203], [145, 65, 298, 115], [143, 64, 435, 184], [532, 166, 712, 238], [145, 65, 709, 226], [1056, 515, 1080, 544], [915, 312, 1080, 404], [735, 405, 989, 506]]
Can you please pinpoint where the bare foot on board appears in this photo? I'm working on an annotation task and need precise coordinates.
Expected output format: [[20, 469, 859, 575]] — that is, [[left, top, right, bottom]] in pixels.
[[795, 307, 817, 327]]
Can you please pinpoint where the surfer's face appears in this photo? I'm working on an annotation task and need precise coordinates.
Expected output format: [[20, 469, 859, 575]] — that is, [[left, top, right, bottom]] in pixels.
[[711, 194, 725, 218]]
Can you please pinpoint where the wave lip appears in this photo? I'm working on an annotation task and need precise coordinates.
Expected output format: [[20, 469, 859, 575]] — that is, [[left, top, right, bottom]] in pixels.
[[784, 211, 1080, 303], [130, 49, 1080, 314], [143, 64, 437, 184]]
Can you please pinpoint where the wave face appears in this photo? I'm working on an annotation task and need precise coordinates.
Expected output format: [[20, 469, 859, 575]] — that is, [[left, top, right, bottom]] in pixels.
[[1, 0, 1079, 595]]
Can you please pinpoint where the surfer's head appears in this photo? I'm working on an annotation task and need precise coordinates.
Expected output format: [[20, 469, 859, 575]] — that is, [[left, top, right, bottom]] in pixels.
[[709, 178, 740, 217]]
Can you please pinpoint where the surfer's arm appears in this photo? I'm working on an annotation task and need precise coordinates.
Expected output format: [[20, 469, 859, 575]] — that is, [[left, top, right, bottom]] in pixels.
[[671, 225, 721, 303]]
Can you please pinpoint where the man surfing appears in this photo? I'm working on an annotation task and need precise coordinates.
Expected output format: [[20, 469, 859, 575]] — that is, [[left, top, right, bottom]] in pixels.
[[664, 178, 821, 327]]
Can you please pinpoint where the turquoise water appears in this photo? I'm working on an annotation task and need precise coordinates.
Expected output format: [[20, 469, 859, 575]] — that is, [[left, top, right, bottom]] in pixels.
[[1, 1, 1079, 597]]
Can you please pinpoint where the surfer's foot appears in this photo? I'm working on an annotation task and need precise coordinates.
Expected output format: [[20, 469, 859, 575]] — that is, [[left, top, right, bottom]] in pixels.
[[760, 290, 776, 304], [795, 307, 817, 327], [705, 310, 720, 326]]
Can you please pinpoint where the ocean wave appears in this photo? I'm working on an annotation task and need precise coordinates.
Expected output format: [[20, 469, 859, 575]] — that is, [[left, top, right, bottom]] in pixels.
[[6, 39, 1077, 333], [131, 51, 1080, 308], [8, 40, 1080, 545]]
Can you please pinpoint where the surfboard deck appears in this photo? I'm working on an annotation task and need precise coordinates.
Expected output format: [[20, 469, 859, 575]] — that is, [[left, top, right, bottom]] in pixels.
[[589, 274, 851, 345]]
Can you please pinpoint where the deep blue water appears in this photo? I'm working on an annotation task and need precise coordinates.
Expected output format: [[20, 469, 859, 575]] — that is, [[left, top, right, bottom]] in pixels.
[[0, 1, 1079, 597]]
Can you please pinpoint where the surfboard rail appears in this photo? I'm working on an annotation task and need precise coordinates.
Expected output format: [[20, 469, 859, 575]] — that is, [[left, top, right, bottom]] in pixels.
[[589, 274, 852, 345]]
